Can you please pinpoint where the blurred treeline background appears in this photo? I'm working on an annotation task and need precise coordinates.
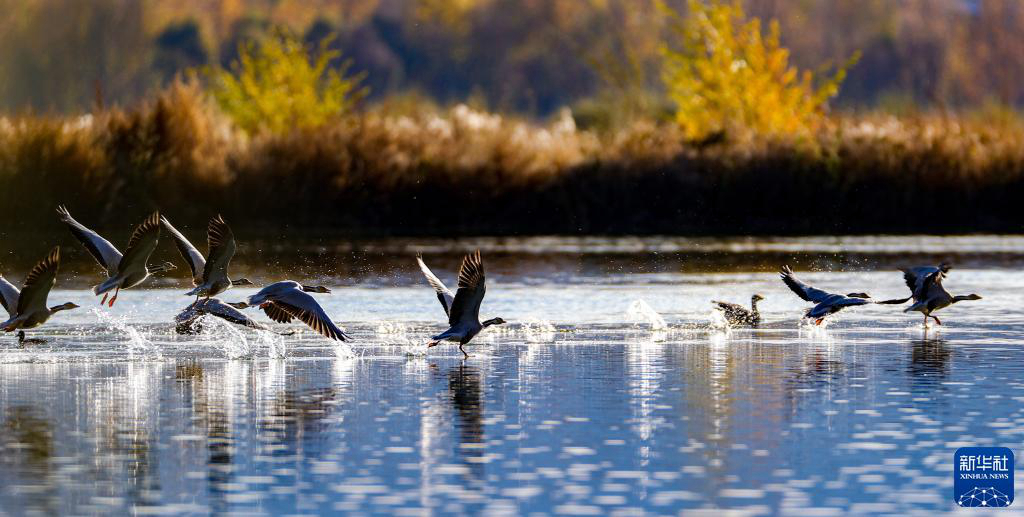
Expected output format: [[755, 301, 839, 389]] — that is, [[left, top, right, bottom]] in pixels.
[[1, 0, 1023, 237]]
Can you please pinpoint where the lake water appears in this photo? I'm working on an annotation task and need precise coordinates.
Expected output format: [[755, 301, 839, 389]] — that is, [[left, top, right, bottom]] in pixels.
[[1, 235, 1022, 515]]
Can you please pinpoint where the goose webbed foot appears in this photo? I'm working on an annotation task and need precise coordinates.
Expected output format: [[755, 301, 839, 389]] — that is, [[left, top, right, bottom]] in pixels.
[[108, 287, 119, 307], [459, 344, 469, 359], [932, 316, 942, 326], [815, 318, 824, 326]]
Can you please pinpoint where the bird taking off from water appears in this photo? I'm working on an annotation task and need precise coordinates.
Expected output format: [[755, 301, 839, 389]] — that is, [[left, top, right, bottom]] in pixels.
[[232, 281, 350, 341], [889, 263, 982, 326], [162, 215, 253, 299], [421, 251, 506, 358], [779, 265, 878, 325], [57, 206, 175, 306], [0, 247, 79, 344]]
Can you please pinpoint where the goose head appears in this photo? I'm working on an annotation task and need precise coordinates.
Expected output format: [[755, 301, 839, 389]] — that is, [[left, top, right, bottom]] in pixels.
[[483, 317, 506, 327], [846, 292, 871, 299], [301, 285, 332, 294], [49, 302, 79, 313], [953, 293, 982, 303]]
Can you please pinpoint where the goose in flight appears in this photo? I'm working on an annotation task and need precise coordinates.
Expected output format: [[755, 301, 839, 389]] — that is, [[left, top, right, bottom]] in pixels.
[[162, 215, 252, 299], [894, 263, 982, 326], [174, 297, 275, 334], [57, 206, 175, 306], [422, 251, 506, 358], [232, 281, 349, 341], [780, 265, 876, 325], [0, 247, 79, 344], [712, 294, 764, 326]]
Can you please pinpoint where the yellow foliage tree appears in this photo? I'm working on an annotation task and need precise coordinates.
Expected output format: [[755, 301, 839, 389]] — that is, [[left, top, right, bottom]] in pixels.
[[659, 0, 858, 140], [206, 31, 367, 135]]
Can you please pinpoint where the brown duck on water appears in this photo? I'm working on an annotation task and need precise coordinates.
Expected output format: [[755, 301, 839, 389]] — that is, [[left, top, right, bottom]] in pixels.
[[712, 294, 764, 326]]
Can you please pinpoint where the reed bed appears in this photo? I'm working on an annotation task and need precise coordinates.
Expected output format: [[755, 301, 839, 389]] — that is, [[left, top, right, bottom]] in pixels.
[[1, 84, 1022, 239]]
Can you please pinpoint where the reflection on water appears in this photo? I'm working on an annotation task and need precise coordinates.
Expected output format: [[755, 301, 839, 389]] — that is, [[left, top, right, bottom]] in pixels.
[[0, 236, 1022, 514]]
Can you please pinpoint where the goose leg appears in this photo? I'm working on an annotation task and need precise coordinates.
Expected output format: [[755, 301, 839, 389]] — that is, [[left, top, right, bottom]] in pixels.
[[108, 287, 119, 307], [100, 293, 108, 305], [459, 344, 469, 359], [815, 318, 824, 326], [17, 330, 24, 344], [931, 316, 942, 326]]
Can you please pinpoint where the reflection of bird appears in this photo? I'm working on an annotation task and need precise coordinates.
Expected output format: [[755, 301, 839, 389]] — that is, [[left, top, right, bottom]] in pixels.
[[447, 364, 484, 472], [780, 265, 873, 325], [892, 263, 982, 326], [175, 297, 275, 334], [712, 294, 764, 326], [232, 281, 350, 341], [57, 206, 175, 306], [162, 215, 253, 299], [0, 247, 79, 344], [908, 339, 950, 380], [423, 251, 506, 358]]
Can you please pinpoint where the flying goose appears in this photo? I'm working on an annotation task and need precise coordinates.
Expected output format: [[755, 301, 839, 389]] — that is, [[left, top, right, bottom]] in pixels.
[[1, 247, 79, 344], [232, 281, 350, 341], [174, 297, 275, 334], [780, 265, 875, 324], [712, 294, 764, 326], [57, 206, 175, 306], [895, 263, 982, 326], [424, 251, 506, 358], [162, 215, 252, 298]]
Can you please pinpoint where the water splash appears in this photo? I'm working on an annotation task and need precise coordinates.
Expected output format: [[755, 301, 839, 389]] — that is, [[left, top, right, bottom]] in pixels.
[[376, 320, 426, 356], [91, 308, 161, 358], [190, 315, 254, 359], [706, 309, 732, 333], [519, 317, 557, 343], [627, 300, 668, 331], [257, 328, 287, 359]]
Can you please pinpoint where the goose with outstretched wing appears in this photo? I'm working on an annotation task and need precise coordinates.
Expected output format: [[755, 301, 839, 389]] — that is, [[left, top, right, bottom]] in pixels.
[[895, 263, 981, 326], [174, 297, 287, 334], [57, 206, 175, 306], [162, 215, 252, 299], [780, 265, 875, 325], [425, 251, 506, 358], [232, 281, 350, 341], [0, 247, 79, 344]]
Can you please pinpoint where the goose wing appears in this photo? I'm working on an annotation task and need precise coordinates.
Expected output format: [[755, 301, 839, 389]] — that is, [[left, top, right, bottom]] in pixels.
[[835, 296, 871, 308], [17, 247, 59, 316], [902, 266, 945, 302], [0, 276, 21, 318], [118, 212, 161, 276], [199, 298, 269, 330], [712, 301, 746, 313], [448, 250, 486, 327], [57, 205, 122, 274], [161, 216, 206, 285], [202, 215, 236, 285], [271, 289, 351, 341], [261, 302, 296, 324], [416, 254, 455, 316], [780, 265, 833, 303]]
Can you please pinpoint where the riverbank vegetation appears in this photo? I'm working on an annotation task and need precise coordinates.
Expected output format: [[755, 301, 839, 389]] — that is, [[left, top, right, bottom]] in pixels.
[[1, 1, 1022, 237]]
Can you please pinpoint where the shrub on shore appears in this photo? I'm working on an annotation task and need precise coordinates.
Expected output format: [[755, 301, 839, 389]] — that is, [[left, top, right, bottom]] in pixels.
[[0, 84, 1022, 240]]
